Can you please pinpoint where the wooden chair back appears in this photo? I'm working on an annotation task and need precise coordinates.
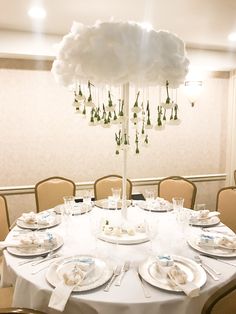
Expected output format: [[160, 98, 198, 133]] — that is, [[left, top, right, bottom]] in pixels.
[[94, 175, 132, 200], [0, 308, 47, 314], [35, 176, 76, 212], [201, 278, 236, 314], [158, 176, 197, 209], [0, 195, 10, 241], [216, 186, 236, 232]]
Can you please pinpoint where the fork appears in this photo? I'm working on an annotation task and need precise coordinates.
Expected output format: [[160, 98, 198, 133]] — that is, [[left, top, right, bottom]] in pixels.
[[115, 261, 130, 286], [104, 265, 122, 292]]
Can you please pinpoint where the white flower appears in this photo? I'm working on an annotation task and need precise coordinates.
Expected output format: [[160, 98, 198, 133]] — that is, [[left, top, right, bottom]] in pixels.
[[155, 124, 165, 131], [168, 119, 181, 125], [161, 101, 175, 109], [85, 100, 96, 107], [131, 106, 141, 113]]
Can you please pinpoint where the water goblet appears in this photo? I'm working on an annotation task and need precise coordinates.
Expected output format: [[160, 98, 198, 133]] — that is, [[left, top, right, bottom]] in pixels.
[[172, 197, 184, 221], [83, 190, 92, 205], [90, 215, 102, 256], [111, 188, 121, 211], [145, 189, 155, 211], [63, 196, 74, 219], [145, 218, 158, 255]]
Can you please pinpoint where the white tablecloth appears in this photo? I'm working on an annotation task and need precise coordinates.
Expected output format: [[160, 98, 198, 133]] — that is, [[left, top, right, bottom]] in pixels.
[[2, 206, 236, 314]]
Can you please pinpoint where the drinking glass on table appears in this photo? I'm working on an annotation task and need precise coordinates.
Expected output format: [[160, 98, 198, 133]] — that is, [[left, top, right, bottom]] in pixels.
[[83, 190, 92, 205], [90, 215, 102, 256], [63, 196, 74, 219], [145, 217, 159, 255], [111, 188, 121, 211], [145, 189, 155, 210], [172, 197, 184, 219]]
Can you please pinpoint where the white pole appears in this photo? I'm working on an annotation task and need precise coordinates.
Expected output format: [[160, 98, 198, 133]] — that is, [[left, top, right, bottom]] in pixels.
[[121, 83, 129, 220]]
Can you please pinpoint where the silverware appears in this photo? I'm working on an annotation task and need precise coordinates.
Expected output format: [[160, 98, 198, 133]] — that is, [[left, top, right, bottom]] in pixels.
[[201, 228, 235, 236], [194, 255, 221, 275], [115, 261, 130, 286], [31, 260, 57, 275], [194, 256, 219, 280], [31, 252, 60, 266], [200, 254, 236, 267], [18, 256, 43, 266], [104, 265, 122, 292], [136, 271, 151, 298]]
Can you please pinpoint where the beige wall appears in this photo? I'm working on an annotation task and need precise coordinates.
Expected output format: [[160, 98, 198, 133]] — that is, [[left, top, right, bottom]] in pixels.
[[0, 65, 229, 222]]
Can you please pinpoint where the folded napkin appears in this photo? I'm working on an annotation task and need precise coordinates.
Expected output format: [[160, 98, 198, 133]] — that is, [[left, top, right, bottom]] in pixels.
[[190, 210, 220, 222], [0, 232, 57, 251], [49, 258, 95, 312], [19, 211, 53, 226], [198, 234, 236, 250], [156, 257, 199, 297]]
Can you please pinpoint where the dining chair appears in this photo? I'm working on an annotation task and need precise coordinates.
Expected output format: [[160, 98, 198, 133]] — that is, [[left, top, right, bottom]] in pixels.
[[201, 278, 236, 314], [0, 308, 47, 314], [158, 176, 197, 209], [216, 186, 236, 232], [0, 195, 10, 241], [94, 175, 132, 200], [35, 176, 76, 212], [0, 195, 14, 309]]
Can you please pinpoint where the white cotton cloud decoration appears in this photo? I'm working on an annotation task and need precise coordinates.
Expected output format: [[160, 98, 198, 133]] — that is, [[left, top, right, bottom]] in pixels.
[[52, 21, 189, 88]]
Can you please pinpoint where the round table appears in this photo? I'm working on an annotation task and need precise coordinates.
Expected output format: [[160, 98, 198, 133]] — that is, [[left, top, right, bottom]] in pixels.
[[2, 205, 236, 314]]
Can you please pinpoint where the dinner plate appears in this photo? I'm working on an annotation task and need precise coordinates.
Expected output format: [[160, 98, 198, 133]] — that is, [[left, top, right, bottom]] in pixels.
[[187, 234, 236, 258], [16, 213, 61, 230], [138, 200, 172, 212], [46, 255, 113, 292], [95, 199, 131, 210], [54, 203, 92, 215], [7, 233, 63, 257], [189, 216, 220, 227], [139, 255, 206, 292], [98, 230, 149, 245]]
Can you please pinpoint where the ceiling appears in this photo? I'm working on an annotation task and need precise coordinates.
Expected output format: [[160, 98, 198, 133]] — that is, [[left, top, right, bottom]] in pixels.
[[1, 0, 236, 51]]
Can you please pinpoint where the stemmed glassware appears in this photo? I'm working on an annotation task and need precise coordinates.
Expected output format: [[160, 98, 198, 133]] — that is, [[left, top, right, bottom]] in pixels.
[[145, 217, 158, 255], [90, 215, 102, 257], [111, 188, 121, 211], [63, 196, 74, 220], [145, 189, 155, 211]]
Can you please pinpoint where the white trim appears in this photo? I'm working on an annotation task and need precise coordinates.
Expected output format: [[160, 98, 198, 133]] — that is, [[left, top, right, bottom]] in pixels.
[[0, 173, 227, 196]]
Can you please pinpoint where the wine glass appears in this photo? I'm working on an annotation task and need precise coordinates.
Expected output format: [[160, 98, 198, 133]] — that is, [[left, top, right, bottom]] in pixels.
[[63, 196, 74, 220], [145, 189, 155, 211], [172, 197, 184, 221], [145, 218, 158, 255], [111, 188, 121, 211], [90, 215, 102, 256]]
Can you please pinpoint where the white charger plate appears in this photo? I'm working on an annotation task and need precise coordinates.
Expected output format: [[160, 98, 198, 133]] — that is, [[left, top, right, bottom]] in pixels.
[[54, 203, 92, 215], [138, 200, 172, 212], [46, 255, 113, 292], [98, 231, 149, 245], [95, 199, 131, 210], [187, 234, 236, 258], [189, 216, 220, 227], [7, 233, 63, 257], [16, 213, 61, 230], [139, 255, 206, 292]]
